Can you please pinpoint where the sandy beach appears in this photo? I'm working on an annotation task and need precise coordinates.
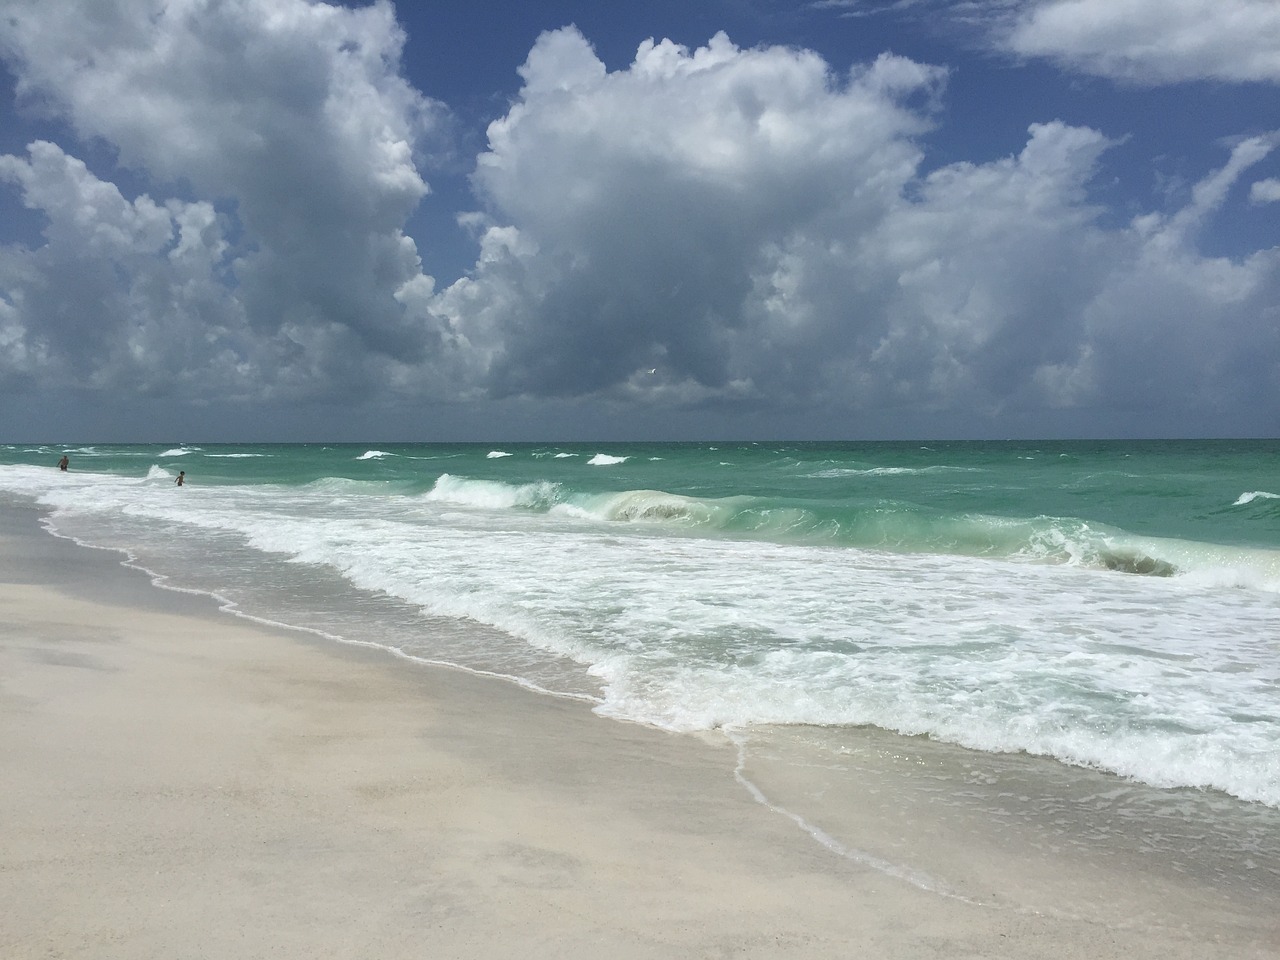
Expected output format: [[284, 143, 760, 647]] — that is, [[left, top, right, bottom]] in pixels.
[[1, 501, 1276, 959]]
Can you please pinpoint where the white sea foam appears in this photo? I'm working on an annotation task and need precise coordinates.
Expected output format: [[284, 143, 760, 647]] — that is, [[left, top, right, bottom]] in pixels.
[[1234, 491, 1279, 506], [588, 454, 628, 465], [807, 465, 983, 478], [487, 451, 512, 459], [205, 453, 267, 458], [356, 450, 391, 460], [425, 473, 560, 511], [2, 457, 1277, 809], [304, 477, 378, 496], [553, 452, 577, 459], [158, 447, 195, 457]]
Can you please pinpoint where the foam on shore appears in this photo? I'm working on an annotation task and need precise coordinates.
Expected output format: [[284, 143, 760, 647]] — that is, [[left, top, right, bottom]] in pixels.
[[1, 497, 1276, 959]]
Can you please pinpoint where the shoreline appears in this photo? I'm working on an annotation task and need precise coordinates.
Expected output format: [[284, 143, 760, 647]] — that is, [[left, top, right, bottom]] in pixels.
[[2, 499, 1276, 958]]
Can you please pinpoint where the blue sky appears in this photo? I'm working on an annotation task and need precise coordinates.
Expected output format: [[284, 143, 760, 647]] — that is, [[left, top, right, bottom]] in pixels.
[[1, 0, 1277, 441]]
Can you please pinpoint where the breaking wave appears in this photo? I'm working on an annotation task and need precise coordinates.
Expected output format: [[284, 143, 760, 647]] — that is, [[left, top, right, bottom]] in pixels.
[[420, 475, 1280, 591], [1234, 491, 1279, 506]]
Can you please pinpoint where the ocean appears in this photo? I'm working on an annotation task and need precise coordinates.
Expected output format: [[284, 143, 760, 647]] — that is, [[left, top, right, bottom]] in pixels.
[[2, 438, 1278, 903]]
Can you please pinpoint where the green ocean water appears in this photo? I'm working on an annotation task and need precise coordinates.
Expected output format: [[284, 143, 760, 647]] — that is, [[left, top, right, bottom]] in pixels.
[[7, 437, 1280, 556], [1, 437, 1278, 808]]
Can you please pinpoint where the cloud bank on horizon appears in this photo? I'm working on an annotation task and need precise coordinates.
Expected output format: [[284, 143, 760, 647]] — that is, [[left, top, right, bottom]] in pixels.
[[0, 0, 1277, 438]]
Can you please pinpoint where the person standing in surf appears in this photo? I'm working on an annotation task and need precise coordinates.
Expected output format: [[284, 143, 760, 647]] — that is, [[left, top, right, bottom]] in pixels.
[[175, 471, 185, 486]]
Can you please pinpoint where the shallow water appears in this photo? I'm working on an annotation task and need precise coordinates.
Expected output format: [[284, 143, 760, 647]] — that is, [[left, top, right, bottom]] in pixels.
[[733, 724, 1280, 924]]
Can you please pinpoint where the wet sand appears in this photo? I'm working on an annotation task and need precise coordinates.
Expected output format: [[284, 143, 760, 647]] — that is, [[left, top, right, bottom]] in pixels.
[[1, 502, 1275, 959]]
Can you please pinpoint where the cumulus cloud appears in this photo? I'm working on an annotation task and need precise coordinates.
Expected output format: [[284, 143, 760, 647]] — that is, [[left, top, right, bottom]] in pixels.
[[0, 0, 454, 400], [433, 27, 1280, 423], [0, 140, 247, 395], [1, 9, 1277, 434], [997, 0, 1280, 85], [437, 29, 948, 404], [1048, 136, 1280, 415]]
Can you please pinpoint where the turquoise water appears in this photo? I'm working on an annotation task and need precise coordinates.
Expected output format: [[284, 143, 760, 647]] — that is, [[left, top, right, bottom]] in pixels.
[[13, 438, 1280, 550], [2, 438, 1278, 808]]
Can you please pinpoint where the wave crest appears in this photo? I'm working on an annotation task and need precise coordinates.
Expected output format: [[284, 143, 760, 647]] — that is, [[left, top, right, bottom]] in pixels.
[[426, 474, 562, 511], [1233, 490, 1279, 506], [407, 472, 1280, 592], [591, 490, 722, 525]]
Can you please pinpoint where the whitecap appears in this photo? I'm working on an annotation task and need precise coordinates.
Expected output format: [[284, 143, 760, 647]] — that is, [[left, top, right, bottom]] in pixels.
[[356, 450, 391, 461], [487, 451, 513, 459], [425, 473, 559, 510], [1233, 491, 1279, 506], [807, 465, 981, 479], [588, 454, 629, 466]]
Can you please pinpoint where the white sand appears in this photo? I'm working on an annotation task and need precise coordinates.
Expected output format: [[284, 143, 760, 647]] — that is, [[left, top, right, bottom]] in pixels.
[[1, 507, 1276, 959]]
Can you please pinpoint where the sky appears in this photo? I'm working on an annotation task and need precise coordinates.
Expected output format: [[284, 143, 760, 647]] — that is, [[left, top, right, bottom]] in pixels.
[[1, 0, 1278, 442]]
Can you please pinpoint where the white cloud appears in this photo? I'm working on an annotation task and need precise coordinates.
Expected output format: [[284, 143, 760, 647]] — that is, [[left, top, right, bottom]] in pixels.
[[1056, 136, 1280, 415], [1251, 178, 1280, 204], [434, 27, 1280, 424], [444, 29, 947, 400], [0, 0, 455, 399], [999, 0, 1280, 85], [2, 12, 1277, 434], [0, 140, 252, 394], [807, 0, 929, 17]]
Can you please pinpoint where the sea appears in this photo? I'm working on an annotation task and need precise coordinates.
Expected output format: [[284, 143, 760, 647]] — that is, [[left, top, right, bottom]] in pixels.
[[2, 438, 1278, 909]]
